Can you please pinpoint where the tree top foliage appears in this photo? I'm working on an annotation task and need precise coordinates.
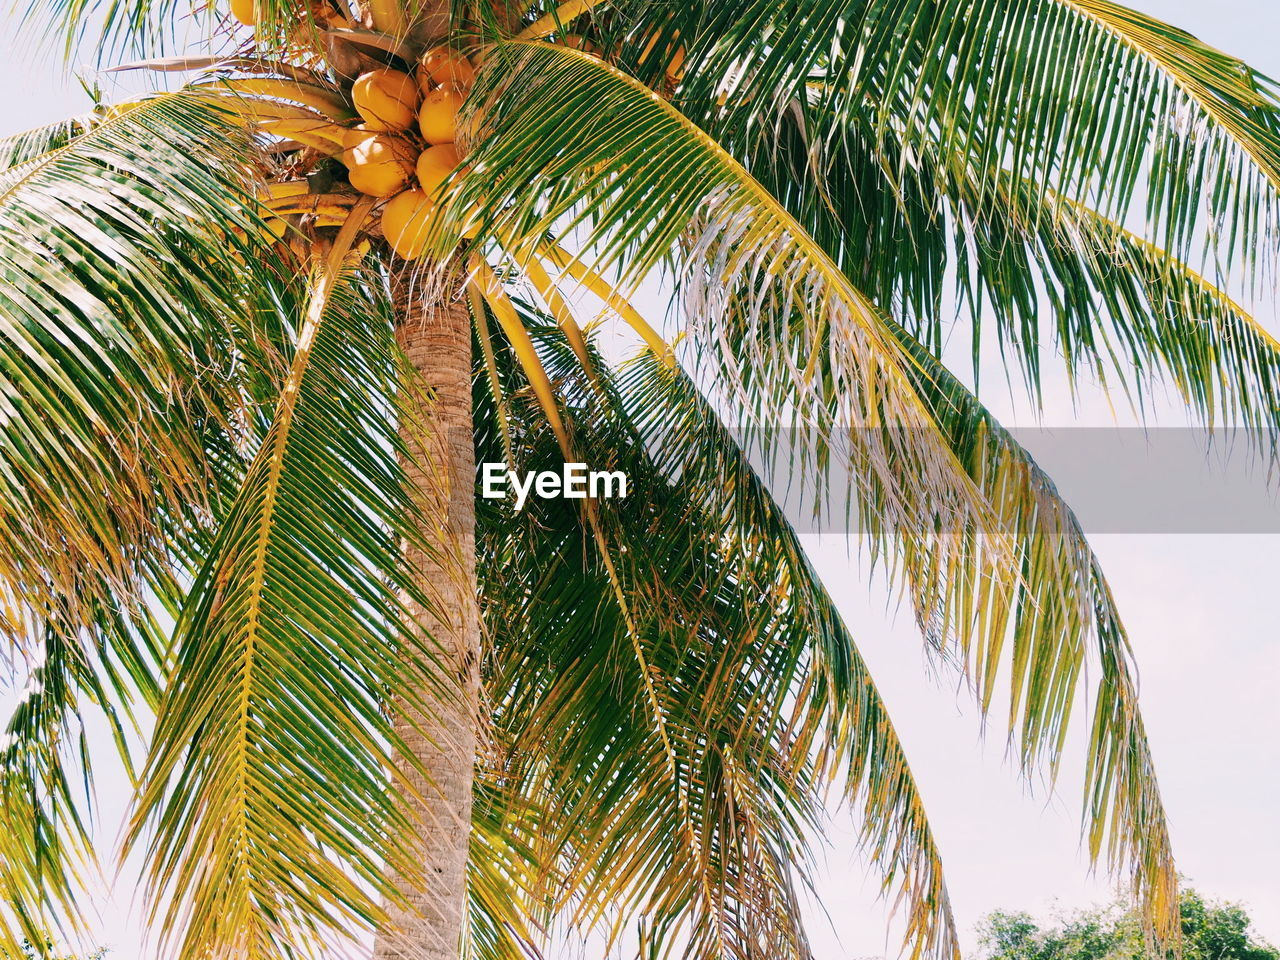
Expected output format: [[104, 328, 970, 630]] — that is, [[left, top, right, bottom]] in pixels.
[[980, 891, 1278, 960]]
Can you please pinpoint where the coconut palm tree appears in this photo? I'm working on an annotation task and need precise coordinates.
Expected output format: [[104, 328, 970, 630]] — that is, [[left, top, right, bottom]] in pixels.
[[3, 0, 1280, 957]]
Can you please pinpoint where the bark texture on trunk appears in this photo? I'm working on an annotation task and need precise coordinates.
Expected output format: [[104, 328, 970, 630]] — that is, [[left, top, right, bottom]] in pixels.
[[375, 271, 478, 960]]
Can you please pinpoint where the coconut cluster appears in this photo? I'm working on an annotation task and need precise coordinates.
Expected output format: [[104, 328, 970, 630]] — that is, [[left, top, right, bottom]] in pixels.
[[231, 0, 684, 262], [341, 51, 476, 259], [233, 17, 480, 260]]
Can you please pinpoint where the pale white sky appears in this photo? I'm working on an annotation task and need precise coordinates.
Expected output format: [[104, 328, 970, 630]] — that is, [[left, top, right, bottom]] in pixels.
[[1, 1, 1278, 958]]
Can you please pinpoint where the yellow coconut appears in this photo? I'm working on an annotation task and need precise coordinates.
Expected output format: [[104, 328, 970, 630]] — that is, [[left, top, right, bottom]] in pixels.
[[344, 133, 417, 197], [418, 86, 466, 145], [419, 46, 476, 90], [415, 143, 462, 197], [230, 0, 256, 25], [352, 69, 420, 132], [381, 189, 438, 260]]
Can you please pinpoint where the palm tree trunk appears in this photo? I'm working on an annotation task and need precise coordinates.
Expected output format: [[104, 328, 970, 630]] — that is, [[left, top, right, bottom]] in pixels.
[[375, 270, 478, 960]]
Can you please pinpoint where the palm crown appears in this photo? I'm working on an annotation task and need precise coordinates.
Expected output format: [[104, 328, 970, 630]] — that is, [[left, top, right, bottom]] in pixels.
[[3, 0, 1279, 958]]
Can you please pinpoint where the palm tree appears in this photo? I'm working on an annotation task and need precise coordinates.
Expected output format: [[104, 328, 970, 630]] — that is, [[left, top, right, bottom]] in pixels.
[[3, 0, 1279, 957]]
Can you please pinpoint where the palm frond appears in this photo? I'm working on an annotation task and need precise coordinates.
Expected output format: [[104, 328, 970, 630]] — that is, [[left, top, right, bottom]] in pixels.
[[462, 39, 1017, 679], [465, 778, 547, 960], [0, 93, 291, 947], [879, 314, 1179, 942], [0, 116, 89, 171], [23, 0, 349, 65], [0, 628, 93, 955], [608, 351, 964, 960], [948, 174, 1280, 432], [749, 69, 1280, 421], [473, 305, 960, 960], [129, 240, 445, 960], [558, 1, 1280, 416], [462, 42, 1180, 942], [0, 90, 273, 651], [657, 0, 1280, 274]]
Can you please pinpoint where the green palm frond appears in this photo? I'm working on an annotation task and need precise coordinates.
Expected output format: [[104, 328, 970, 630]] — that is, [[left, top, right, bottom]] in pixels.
[[462, 38, 1014, 652], [473, 308, 959, 960], [655, 0, 1280, 270], [27, 0, 222, 62], [466, 779, 547, 960], [129, 244, 448, 960], [0, 91, 271, 648], [0, 593, 167, 953], [0, 628, 93, 955], [879, 315, 1178, 941], [461, 38, 1180, 943], [607, 351, 963, 960], [0, 117, 88, 171], [948, 176, 1280, 429], [538, 0, 1280, 417], [750, 75, 1280, 416], [0, 93, 285, 950]]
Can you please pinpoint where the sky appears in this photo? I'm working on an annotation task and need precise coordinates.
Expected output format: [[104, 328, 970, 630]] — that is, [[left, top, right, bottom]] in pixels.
[[1, 1, 1279, 958]]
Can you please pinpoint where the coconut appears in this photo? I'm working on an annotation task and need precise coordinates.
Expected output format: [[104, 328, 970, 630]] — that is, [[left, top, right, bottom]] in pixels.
[[381, 189, 438, 260], [415, 143, 462, 197], [418, 86, 466, 145], [352, 69, 420, 132], [230, 0, 256, 25], [419, 46, 476, 90], [344, 133, 417, 197]]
